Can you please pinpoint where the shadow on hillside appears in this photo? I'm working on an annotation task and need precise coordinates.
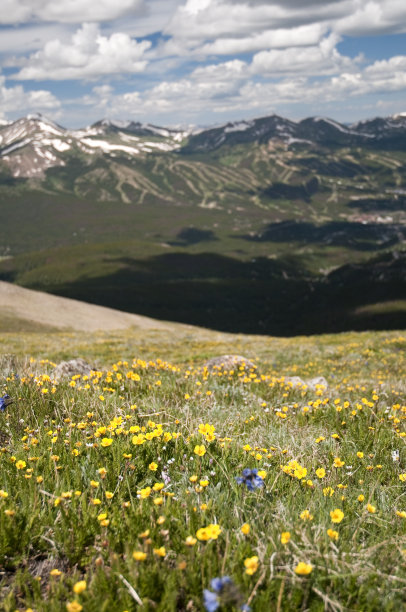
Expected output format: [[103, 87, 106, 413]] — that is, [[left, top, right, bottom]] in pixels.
[[239, 220, 404, 251], [13, 250, 406, 336], [348, 196, 406, 212], [261, 177, 320, 202], [168, 227, 218, 246]]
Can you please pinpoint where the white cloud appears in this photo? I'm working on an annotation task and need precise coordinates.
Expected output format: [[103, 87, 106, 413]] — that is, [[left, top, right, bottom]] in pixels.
[[366, 55, 406, 76], [159, 0, 349, 62], [251, 32, 356, 76], [335, 0, 406, 35], [0, 75, 60, 118], [197, 23, 328, 55], [0, 0, 145, 25], [166, 1, 289, 41], [0, 24, 71, 56], [84, 45, 406, 124], [13, 23, 151, 80], [164, 0, 406, 56], [2, 0, 406, 127]]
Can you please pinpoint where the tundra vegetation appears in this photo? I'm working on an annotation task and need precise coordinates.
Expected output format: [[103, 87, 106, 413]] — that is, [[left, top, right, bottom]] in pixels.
[[0, 327, 405, 610]]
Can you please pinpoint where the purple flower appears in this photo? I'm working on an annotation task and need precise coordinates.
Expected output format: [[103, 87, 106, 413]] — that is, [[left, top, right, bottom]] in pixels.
[[211, 576, 232, 592], [236, 468, 264, 491], [204, 576, 250, 611], [0, 394, 13, 412], [203, 589, 219, 612]]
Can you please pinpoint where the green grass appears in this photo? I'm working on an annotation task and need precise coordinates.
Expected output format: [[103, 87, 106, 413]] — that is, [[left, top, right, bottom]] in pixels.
[[0, 328, 405, 610]]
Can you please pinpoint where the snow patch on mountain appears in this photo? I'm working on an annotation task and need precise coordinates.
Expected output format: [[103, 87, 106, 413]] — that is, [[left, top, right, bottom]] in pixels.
[[1, 138, 31, 156], [40, 138, 71, 152], [80, 138, 140, 155], [312, 117, 359, 135], [118, 132, 140, 143], [223, 121, 254, 134]]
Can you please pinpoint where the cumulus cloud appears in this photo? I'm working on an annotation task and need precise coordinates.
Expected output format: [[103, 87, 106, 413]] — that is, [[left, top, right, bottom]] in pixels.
[[0, 0, 145, 25], [0, 75, 60, 118], [335, 0, 406, 35], [197, 23, 328, 55], [0, 24, 70, 56], [251, 32, 356, 76], [2, 0, 406, 126], [164, 0, 406, 53], [87, 45, 406, 124], [13, 23, 151, 80]]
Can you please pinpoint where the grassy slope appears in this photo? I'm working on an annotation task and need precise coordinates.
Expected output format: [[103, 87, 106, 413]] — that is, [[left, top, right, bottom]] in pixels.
[[0, 328, 405, 611], [0, 281, 177, 333]]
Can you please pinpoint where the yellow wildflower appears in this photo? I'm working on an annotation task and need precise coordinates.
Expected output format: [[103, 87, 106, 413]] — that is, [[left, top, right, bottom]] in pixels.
[[244, 556, 259, 575], [73, 580, 86, 595], [330, 509, 344, 524], [327, 528, 339, 541], [294, 562, 313, 575], [66, 602, 83, 612]]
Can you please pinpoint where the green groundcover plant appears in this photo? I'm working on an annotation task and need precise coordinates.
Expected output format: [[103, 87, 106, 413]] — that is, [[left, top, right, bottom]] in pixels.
[[0, 330, 405, 611]]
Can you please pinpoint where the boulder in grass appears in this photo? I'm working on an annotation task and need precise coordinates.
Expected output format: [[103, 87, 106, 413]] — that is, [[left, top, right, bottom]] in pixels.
[[284, 375, 328, 390], [284, 376, 306, 388], [204, 354, 257, 372], [0, 353, 19, 376], [54, 358, 94, 380], [306, 376, 328, 390]]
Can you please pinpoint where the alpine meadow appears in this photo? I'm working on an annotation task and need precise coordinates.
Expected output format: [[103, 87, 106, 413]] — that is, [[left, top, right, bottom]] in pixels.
[[1, 0, 406, 610]]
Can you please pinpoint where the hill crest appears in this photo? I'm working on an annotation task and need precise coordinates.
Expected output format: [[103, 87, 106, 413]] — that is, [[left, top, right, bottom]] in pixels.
[[0, 280, 173, 332]]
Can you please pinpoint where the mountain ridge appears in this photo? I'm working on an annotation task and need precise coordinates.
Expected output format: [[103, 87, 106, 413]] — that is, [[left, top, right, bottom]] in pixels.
[[1, 111, 406, 180]]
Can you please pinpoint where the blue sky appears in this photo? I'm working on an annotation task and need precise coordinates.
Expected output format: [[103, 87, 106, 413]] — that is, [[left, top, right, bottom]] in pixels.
[[1, 0, 406, 128]]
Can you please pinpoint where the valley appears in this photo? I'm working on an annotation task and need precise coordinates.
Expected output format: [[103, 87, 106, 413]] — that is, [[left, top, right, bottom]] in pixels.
[[0, 112, 405, 334]]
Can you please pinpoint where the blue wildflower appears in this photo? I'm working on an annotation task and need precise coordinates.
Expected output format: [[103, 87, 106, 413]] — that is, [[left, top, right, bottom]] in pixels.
[[0, 394, 13, 412], [203, 588, 219, 612], [204, 576, 250, 611], [236, 468, 264, 491], [211, 576, 232, 592]]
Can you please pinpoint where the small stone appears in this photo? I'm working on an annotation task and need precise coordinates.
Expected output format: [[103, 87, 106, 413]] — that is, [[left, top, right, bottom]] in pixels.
[[54, 358, 94, 379], [284, 376, 306, 387], [306, 376, 328, 390], [204, 355, 257, 371], [0, 354, 19, 377]]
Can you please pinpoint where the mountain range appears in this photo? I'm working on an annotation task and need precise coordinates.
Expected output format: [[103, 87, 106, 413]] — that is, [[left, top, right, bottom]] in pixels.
[[1, 112, 406, 181], [0, 111, 405, 335]]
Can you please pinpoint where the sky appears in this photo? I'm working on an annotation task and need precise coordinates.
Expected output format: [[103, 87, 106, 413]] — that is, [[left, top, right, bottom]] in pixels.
[[1, 0, 406, 128]]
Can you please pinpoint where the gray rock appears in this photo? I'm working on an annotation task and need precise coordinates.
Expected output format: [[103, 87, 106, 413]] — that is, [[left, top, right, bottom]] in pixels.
[[306, 376, 329, 390], [284, 376, 306, 387], [0, 353, 19, 376], [204, 354, 257, 371], [54, 358, 94, 379], [284, 375, 328, 390]]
